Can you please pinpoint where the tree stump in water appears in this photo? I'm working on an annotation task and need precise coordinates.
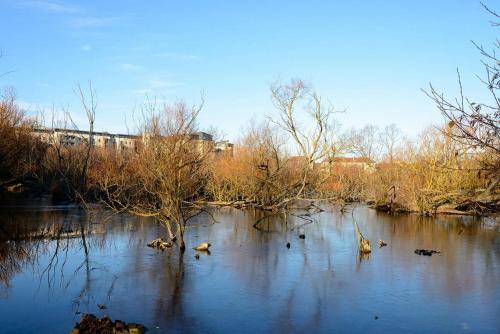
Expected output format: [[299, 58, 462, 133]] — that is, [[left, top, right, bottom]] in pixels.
[[359, 239, 371, 253], [353, 221, 371, 254]]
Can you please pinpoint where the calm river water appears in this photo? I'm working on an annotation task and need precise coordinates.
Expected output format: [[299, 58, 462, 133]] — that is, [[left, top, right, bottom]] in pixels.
[[0, 202, 499, 333]]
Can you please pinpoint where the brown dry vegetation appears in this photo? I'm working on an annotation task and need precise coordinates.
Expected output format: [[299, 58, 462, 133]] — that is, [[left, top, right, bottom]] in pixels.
[[364, 127, 494, 214], [0, 89, 47, 191], [206, 122, 310, 208]]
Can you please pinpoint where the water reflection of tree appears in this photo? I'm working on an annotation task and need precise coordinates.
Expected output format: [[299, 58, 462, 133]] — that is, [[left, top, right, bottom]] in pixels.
[[210, 208, 337, 332], [151, 250, 186, 325], [0, 208, 110, 301], [0, 234, 29, 298], [0, 210, 52, 297]]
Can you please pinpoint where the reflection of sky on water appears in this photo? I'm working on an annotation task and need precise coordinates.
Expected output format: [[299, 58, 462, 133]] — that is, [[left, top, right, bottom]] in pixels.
[[0, 205, 498, 333]]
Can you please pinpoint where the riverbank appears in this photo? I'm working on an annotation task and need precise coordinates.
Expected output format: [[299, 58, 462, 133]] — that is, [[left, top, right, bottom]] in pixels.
[[371, 192, 500, 217], [3, 186, 499, 220]]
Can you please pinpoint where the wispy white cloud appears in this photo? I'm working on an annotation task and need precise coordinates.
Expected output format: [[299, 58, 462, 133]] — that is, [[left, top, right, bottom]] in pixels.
[[22, 0, 81, 14], [81, 44, 92, 51], [21, 1, 123, 31], [155, 52, 199, 61]]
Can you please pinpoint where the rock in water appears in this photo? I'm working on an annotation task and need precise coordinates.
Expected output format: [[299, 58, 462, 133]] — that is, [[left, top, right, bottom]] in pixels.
[[115, 320, 126, 331], [378, 239, 387, 247], [128, 323, 146, 334], [193, 242, 211, 251], [360, 239, 371, 253], [70, 314, 146, 334], [286, 242, 290, 249]]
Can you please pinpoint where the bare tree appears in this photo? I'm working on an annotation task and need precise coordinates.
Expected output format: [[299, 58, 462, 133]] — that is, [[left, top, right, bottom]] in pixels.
[[98, 98, 212, 251], [344, 125, 380, 161], [379, 124, 402, 163], [269, 79, 340, 208], [76, 82, 96, 196], [44, 81, 97, 201], [424, 3, 500, 194]]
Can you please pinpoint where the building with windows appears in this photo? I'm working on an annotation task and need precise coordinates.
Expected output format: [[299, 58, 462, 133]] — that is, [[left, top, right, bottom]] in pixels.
[[214, 140, 234, 157], [31, 128, 140, 151], [31, 128, 231, 155]]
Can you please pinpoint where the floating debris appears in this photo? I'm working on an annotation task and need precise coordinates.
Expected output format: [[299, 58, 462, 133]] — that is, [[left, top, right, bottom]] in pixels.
[[97, 304, 106, 310], [193, 242, 211, 251], [414, 249, 441, 256], [379, 240, 387, 247]]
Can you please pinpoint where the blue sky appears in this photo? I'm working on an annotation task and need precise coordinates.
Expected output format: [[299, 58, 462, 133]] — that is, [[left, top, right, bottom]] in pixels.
[[0, 0, 497, 140]]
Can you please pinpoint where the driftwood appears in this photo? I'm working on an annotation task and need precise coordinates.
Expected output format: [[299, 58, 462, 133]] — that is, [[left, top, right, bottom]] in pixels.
[[147, 238, 172, 250], [378, 239, 387, 247]]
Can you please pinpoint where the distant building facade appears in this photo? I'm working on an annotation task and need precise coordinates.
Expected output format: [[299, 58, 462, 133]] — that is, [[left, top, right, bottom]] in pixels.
[[31, 128, 231, 155], [214, 140, 234, 157], [32, 128, 139, 151]]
